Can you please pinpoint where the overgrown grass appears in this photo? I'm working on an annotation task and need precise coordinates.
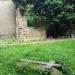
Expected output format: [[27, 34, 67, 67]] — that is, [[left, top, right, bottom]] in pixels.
[[0, 39, 75, 75]]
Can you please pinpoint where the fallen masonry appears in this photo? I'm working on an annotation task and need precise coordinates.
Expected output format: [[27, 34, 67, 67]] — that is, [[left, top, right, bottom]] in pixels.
[[16, 59, 63, 75]]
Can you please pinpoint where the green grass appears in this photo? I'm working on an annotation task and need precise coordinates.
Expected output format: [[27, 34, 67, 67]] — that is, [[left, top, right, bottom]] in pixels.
[[0, 39, 75, 75]]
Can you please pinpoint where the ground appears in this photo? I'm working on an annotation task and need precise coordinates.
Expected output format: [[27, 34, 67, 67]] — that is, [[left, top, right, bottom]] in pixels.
[[0, 39, 75, 75]]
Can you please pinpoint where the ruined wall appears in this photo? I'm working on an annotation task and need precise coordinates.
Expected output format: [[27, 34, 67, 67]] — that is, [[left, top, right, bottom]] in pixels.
[[16, 8, 46, 41], [0, 0, 46, 40], [0, 0, 16, 38]]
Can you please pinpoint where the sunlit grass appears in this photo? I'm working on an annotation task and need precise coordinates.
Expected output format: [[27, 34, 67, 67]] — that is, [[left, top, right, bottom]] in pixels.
[[0, 39, 75, 75]]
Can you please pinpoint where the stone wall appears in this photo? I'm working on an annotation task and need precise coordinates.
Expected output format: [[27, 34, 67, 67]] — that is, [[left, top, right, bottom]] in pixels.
[[16, 8, 46, 41]]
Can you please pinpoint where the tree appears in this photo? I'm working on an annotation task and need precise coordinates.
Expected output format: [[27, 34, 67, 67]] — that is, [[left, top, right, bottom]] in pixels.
[[32, 0, 75, 38], [13, 0, 75, 38]]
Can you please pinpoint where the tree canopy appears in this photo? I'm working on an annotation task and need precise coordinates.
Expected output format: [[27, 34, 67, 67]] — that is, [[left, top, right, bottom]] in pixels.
[[13, 0, 75, 38]]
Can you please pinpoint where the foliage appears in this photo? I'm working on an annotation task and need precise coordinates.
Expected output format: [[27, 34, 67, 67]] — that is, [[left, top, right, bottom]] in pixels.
[[32, 0, 75, 37], [13, 0, 75, 38], [27, 15, 40, 27]]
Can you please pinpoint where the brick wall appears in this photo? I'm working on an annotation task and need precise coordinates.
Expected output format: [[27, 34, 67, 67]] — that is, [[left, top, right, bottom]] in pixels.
[[16, 8, 46, 41]]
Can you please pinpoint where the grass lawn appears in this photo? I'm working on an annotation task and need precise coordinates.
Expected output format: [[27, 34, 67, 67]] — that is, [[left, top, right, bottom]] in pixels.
[[0, 39, 75, 75]]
